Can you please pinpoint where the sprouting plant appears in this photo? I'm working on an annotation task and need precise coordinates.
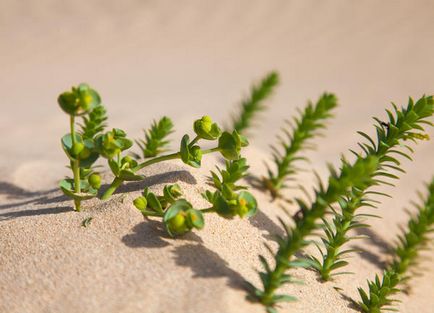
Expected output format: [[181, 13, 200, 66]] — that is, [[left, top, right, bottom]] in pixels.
[[132, 157, 257, 237], [58, 83, 105, 211], [247, 96, 433, 313], [262, 93, 337, 198], [135, 116, 174, 158], [307, 96, 434, 281], [231, 71, 279, 134], [81, 216, 93, 227], [357, 177, 434, 313], [100, 115, 249, 200]]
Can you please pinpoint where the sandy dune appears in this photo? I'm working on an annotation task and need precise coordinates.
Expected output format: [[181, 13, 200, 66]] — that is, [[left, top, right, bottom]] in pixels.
[[1, 1, 434, 313]]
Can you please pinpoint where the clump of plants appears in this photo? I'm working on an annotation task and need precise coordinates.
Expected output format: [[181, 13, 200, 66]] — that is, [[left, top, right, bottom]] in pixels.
[[247, 96, 433, 313], [133, 157, 257, 236], [357, 177, 434, 313]]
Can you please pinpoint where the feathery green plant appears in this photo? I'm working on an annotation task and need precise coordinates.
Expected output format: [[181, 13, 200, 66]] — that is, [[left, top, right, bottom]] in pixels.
[[133, 157, 257, 236], [247, 96, 433, 313], [262, 93, 337, 198], [136, 116, 174, 158], [231, 71, 279, 134], [308, 96, 434, 281], [249, 155, 379, 313], [357, 177, 434, 313]]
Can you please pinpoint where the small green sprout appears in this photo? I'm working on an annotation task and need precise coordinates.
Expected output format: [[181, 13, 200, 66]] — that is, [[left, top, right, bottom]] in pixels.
[[357, 177, 434, 313], [81, 217, 93, 227], [136, 116, 174, 158]]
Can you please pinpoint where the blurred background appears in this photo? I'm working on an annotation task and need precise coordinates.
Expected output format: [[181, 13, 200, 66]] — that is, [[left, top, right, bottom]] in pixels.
[[1, 0, 433, 206]]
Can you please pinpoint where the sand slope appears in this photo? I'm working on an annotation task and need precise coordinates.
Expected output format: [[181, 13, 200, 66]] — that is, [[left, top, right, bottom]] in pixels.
[[1, 149, 433, 313], [1, 1, 434, 312]]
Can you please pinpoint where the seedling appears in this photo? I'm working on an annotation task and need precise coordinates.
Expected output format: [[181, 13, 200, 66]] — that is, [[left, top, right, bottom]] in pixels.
[[133, 158, 257, 236], [262, 93, 337, 199], [58, 84, 106, 211], [231, 71, 279, 134], [81, 217, 93, 227], [135, 116, 174, 158], [246, 95, 433, 313], [357, 177, 434, 313], [307, 96, 434, 281]]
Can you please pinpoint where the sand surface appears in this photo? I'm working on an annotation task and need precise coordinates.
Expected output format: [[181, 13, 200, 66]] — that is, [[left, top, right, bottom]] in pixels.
[[1, 1, 434, 313]]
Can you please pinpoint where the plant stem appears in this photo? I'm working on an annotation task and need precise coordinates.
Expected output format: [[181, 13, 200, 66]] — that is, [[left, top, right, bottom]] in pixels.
[[101, 146, 222, 200], [188, 135, 200, 148], [101, 177, 123, 200], [201, 207, 215, 213], [133, 152, 181, 171], [70, 115, 81, 211]]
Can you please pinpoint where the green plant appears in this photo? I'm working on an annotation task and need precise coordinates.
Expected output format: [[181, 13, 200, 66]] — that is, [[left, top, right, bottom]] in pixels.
[[307, 96, 434, 281], [133, 157, 257, 237], [100, 115, 248, 200], [247, 96, 433, 313], [231, 71, 279, 134], [58, 83, 105, 211], [135, 116, 174, 158], [262, 93, 337, 198], [357, 177, 434, 313]]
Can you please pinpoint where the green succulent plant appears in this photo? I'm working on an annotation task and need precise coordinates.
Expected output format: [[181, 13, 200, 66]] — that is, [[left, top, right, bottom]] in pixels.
[[133, 157, 257, 237]]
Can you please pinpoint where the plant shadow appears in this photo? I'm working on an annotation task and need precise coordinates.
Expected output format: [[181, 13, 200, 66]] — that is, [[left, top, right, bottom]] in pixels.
[[172, 243, 247, 291], [122, 218, 203, 249], [0, 205, 72, 221], [0, 170, 197, 218], [350, 227, 393, 269]]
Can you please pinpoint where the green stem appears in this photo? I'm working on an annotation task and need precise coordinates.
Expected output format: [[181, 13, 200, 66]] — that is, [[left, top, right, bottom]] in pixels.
[[133, 152, 181, 171], [70, 115, 81, 211], [101, 177, 123, 200], [188, 135, 200, 148], [102, 146, 222, 200], [201, 207, 215, 213], [202, 147, 220, 155]]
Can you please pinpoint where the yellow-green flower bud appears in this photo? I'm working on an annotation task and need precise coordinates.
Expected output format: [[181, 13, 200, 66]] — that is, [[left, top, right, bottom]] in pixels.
[[133, 196, 148, 211], [168, 212, 188, 234], [79, 147, 91, 159], [71, 142, 84, 157], [88, 173, 101, 189]]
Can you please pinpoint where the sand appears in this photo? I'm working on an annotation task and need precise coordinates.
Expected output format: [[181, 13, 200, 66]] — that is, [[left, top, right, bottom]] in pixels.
[[1, 1, 434, 312]]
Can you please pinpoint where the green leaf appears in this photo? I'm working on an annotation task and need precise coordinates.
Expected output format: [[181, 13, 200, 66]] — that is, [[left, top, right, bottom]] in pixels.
[[59, 179, 97, 200]]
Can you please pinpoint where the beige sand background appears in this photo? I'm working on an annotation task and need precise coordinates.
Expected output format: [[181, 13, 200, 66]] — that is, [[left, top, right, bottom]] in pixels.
[[1, 1, 434, 312]]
